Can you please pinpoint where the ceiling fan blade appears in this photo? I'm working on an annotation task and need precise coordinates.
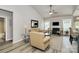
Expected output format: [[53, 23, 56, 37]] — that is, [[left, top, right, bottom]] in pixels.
[[53, 11, 58, 14], [52, 10, 58, 14]]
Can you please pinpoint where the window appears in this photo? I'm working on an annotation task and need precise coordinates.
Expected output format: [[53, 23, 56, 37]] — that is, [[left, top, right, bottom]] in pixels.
[[75, 21, 79, 29], [63, 19, 72, 31], [45, 21, 50, 30]]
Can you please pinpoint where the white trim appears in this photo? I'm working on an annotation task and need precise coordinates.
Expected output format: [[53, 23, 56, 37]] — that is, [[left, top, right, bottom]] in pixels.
[[13, 39, 23, 44]]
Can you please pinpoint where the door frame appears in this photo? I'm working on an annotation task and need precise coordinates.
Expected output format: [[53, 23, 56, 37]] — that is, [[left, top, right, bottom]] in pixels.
[[0, 16, 7, 41]]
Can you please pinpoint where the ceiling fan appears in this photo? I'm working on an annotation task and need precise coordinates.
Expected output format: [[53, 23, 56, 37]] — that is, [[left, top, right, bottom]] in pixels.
[[49, 5, 58, 15]]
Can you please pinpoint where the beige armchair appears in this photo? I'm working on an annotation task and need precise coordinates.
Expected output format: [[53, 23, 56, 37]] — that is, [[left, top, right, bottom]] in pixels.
[[29, 31, 50, 50]]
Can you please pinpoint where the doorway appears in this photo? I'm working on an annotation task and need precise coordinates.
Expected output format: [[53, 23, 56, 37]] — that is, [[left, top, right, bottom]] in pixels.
[[0, 9, 13, 49], [0, 17, 5, 45]]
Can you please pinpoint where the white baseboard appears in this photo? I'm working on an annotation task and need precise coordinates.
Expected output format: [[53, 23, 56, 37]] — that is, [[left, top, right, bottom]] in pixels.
[[13, 38, 23, 44]]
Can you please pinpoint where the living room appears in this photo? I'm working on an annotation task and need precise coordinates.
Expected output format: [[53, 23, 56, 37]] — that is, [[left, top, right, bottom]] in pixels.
[[0, 5, 79, 53]]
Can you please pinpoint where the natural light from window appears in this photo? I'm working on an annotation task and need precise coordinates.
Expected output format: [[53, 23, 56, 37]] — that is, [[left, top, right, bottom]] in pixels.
[[75, 21, 79, 29], [45, 21, 50, 30], [63, 19, 72, 31]]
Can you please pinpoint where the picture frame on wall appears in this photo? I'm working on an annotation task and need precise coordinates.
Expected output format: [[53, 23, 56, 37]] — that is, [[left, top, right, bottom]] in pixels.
[[31, 20, 38, 28]]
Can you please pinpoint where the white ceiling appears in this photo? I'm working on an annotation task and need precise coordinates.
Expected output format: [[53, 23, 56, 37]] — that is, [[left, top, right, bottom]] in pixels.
[[73, 6, 79, 16], [31, 5, 78, 18]]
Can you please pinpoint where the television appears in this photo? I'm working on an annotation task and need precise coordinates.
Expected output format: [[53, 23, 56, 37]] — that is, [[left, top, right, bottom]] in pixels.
[[53, 22, 59, 26]]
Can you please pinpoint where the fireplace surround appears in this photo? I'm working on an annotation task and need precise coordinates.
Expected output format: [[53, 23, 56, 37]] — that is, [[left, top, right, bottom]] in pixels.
[[52, 28, 60, 35]]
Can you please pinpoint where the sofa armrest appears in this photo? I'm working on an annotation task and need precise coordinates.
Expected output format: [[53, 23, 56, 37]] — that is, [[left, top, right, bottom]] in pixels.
[[43, 36, 50, 44]]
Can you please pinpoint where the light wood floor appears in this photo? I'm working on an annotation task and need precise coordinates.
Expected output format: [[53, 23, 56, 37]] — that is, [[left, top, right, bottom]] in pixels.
[[0, 35, 78, 53]]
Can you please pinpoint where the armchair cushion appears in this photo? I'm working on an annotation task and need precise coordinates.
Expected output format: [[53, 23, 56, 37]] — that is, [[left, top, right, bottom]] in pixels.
[[44, 36, 50, 44]]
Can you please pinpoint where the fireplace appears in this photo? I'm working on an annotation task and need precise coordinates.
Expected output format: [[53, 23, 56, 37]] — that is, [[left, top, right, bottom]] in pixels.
[[52, 28, 60, 34]]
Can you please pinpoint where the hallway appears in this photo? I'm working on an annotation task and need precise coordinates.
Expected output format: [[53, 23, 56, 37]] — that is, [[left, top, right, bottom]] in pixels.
[[0, 36, 78, 53]]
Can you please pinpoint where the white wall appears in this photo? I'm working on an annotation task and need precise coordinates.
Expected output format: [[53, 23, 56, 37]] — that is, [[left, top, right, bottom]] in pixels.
[[0, 5, 43, 43]]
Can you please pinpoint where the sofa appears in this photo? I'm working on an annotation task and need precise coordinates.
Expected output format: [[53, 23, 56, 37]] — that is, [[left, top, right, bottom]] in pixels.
[[29, 28, 50, 50]]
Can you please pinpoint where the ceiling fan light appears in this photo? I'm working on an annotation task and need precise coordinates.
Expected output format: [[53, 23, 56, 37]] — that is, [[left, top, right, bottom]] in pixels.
[[49, 12, 53, 15], [49, 11, 53, 15]]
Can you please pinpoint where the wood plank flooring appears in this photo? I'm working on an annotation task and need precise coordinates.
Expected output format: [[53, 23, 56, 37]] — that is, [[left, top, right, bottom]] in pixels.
[[0, 36, 78, 53]]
